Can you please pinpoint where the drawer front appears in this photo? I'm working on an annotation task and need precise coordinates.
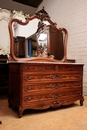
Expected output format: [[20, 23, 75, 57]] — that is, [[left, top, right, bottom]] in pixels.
[[23, 73, 82, 82], [22, 64, 83, 73], [58, 65, 83, 72], [23, 92, 82, 109], [22, 64, 57, 72], [23, 81, 82, 93], [23, 87, 82, 103]]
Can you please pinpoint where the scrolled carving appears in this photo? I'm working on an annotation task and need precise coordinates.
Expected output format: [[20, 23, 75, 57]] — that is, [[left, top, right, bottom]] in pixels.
[[23, 74, 35, 81], [23, 66, 35, 71], [46, 92, 67, 99], [59, 66, 82, 71], [24, 96, 33, 102], [46, 74, 63, 79], [75, 90, 81, 95], [24, 85, 34, 91], [69, 82, 81, 87], [46, 83, 66, 89], [51, 101, 60, 108], [46, 94, 58, 99], [75, 74, 82, 78], [35, 7, 50, 21]]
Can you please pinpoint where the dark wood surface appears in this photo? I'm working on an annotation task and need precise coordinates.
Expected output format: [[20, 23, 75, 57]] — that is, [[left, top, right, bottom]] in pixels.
[[8, 62, 84, 117], [0, 63, 9, 95], [0, 63, 9, 86], [49, 25, 64, 60], [14, 36, 25, 58]]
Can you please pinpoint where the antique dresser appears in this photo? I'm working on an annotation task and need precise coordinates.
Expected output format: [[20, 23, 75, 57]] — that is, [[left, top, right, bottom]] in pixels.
[[8, 7, 84, 117]]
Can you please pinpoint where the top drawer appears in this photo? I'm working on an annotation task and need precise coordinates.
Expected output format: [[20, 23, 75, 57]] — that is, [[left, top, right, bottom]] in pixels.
[[58, 65, 83, 72], [22, 64, 57, 72], [22, 64, 83, 73]]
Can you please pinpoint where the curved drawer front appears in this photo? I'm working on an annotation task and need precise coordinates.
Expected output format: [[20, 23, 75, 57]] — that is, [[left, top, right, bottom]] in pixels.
[[23, 73, 82, 82], [23, 96, 82, 110], [23, 81, 82, 93]]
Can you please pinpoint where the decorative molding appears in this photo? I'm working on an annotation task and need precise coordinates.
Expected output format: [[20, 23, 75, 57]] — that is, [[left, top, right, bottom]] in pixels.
[[0, 8, 11, 22], [23, 73, 82, 81], [23, 66, 56, 71], [35, 6, 50, 21], [12, 10, 29, 22], [59, 66, 82, 71], [24, 85, 34, 91]]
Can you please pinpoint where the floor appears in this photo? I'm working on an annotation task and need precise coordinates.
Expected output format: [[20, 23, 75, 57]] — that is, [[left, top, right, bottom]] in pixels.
[[0, 95, 87, 130]]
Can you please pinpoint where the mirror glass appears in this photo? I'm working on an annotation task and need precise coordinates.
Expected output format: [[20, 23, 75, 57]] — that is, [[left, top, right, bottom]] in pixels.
[[37, 33, 47, 57], [12, 18, 41, 58]]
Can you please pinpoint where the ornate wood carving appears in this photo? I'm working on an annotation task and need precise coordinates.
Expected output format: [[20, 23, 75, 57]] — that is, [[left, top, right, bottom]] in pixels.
[[24, 85, 34, 91], [23, 75, 35, 81], [24, 96, 33, 102], [23, 73, 82, 81], [59, 66, 82, 71], [35, 7, 50, 22], [23, 82, 81, 92], [23, 66, 35, 71]]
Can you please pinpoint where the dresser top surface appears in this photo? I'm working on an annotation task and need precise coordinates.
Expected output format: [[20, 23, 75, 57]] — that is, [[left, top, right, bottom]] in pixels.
[[8, 61, 84, 66]]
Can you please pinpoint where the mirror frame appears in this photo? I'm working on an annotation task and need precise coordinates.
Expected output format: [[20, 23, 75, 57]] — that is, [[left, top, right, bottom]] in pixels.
[[8, 7, 68, 62]]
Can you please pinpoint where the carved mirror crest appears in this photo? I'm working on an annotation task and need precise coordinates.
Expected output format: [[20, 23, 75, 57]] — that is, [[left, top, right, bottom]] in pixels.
[[8, 7, 68, 62]]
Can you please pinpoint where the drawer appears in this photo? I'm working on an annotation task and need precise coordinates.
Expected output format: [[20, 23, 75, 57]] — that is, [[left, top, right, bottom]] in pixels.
[[22, 64, 57, 72], [23, 73, 82, 82], [23, 81, 82, 93], [23, 88, 82, 103], [22, 64, 83, 73], [23, 94, 82, 109], [58, 65, 83, 72], [23, 99, 61, 109]]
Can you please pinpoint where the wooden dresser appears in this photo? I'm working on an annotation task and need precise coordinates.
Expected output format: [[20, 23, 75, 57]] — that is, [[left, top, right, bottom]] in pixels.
[[8, 62, 84, 117], [8, 8, 84, 117]]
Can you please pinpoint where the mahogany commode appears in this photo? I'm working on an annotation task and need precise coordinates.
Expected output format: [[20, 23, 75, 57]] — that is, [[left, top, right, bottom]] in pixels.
[[8, 7, 84, 117]]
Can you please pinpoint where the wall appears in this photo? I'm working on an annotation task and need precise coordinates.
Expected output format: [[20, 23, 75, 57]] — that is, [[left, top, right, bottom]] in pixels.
[[38, 0, 87, 95], [0, 0, 36, 15]]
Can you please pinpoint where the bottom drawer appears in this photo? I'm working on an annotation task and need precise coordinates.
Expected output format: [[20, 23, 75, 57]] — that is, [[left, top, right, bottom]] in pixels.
[[23, 95, 82, 110]]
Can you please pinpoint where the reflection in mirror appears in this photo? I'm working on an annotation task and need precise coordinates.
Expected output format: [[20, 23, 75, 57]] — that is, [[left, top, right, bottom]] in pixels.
[[12, 18, 40, 58], [37, 33, 47, 57], [12, 18, 40, 38]]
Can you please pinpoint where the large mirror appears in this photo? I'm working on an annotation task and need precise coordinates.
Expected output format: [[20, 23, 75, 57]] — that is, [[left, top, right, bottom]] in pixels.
[[8, 7, 68, 62]]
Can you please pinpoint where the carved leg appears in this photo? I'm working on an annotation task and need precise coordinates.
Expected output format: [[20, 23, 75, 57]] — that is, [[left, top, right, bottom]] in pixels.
[[80, 97, 84, 106], [18, 106, 23, 118]]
